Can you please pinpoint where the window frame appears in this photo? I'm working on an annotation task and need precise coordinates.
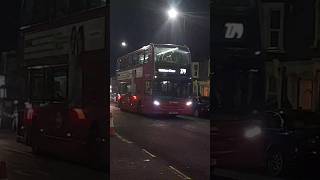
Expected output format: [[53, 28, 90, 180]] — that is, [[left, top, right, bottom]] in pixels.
[[50, 66, 68, 102], [264, 3, 284, 51], [28, 65, 68, 103], [192, 62, 200, 78]]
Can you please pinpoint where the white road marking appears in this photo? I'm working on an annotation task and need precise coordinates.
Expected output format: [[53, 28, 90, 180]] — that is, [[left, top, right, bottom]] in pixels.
[[115, 133, 133, 144], [168, 165, 192, 180], [214, 168, 284, 180], [142, 148, 157, 158]]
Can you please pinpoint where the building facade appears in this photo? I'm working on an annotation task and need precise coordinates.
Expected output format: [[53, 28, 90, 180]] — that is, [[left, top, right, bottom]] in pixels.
[[192, 59, 210, 97], [263, 0, 320, 111]]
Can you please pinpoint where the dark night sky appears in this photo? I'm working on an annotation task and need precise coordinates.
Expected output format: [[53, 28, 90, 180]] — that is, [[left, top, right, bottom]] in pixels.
[[0, 0, 20, 51], [0, 0, 209, 74], [110, 0, 210, 75]]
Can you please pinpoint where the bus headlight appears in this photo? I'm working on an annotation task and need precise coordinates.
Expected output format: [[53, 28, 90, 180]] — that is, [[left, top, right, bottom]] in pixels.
[[186, 101, 192, 106], [244, 126, 262, 138], [153, 100, 160, 106]]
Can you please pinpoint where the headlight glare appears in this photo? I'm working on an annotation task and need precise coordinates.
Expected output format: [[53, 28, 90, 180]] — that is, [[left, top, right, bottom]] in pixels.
[[153, 100, 160, 106], [244, 126, 262, 138]]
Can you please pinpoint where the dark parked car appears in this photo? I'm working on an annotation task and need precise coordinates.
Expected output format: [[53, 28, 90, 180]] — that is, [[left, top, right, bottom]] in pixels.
[[213, 110, 320, 176], [192, 96, 210, 117]]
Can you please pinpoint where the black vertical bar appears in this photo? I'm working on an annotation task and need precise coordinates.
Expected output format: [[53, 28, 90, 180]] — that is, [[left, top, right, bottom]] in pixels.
[[105, 0, 110, 178], [210, 0, 214, 178]]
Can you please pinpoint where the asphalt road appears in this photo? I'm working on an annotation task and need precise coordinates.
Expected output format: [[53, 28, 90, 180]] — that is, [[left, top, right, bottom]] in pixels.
[[0, 130, 107, 180], [111, 104, 211, 180]]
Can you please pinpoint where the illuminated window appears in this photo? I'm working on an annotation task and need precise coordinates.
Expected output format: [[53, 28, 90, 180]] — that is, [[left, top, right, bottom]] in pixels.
[[139, 52, 144, 64], [144, 50, 150, 64]]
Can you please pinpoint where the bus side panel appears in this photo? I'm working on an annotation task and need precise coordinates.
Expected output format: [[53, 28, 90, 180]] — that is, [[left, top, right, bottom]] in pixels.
[[81, 49, 107, 138]]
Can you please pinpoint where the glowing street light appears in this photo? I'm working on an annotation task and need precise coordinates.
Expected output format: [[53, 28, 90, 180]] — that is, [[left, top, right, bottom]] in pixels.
[[121, 41, 127, 47], [167, 8, 179, 20]]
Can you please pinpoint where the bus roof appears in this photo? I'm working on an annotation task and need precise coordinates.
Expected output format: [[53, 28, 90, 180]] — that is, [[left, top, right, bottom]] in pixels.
[[117, 43, 190, 60]]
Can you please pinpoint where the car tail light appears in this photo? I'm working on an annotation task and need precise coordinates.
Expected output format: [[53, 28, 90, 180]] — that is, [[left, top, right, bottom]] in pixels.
[[133, 96, 137, 100]]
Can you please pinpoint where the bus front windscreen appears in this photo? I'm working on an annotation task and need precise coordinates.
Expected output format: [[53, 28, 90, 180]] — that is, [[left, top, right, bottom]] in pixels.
[[152, 79, 192, 99], [155, 46, 190, 67]]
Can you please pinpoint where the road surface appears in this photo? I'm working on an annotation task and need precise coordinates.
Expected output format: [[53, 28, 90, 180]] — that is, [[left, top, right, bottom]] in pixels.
[[111, 104, 211, 180], [0, 130, 107, 180]]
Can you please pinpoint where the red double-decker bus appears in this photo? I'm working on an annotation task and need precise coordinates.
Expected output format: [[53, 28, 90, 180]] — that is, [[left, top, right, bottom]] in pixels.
[[117, 44, 193, 116], [16, 1, 108, 169]]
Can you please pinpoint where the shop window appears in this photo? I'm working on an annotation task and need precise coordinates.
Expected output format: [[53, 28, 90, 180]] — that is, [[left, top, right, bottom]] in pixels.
[[299, 80, 313, 110]]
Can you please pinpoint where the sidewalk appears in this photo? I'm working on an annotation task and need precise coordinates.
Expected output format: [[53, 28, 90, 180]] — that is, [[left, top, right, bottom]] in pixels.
[[110, 135, 183, 180]]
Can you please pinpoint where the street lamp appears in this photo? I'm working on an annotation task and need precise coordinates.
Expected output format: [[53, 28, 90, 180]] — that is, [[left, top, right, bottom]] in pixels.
[[167, 8, 179, 20], [167, 7, 186, 44], [121, 41, 127, 47]]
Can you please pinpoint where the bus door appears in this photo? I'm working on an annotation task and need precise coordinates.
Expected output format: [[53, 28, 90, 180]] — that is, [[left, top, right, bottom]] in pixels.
[[118, 82, 131, 109], [43, 66, 70, 153], [28, 66, 69, 151]]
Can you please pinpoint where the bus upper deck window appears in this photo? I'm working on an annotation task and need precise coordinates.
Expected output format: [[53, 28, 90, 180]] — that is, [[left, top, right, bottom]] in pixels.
[[133, 54, 139, 66], [139, 53, 144, 65], [144, 51, 150, 64]]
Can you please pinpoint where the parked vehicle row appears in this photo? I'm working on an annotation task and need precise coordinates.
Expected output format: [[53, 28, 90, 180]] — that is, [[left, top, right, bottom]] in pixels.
[[213, 110, 320, 176], [192, 96, 210, 118]]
